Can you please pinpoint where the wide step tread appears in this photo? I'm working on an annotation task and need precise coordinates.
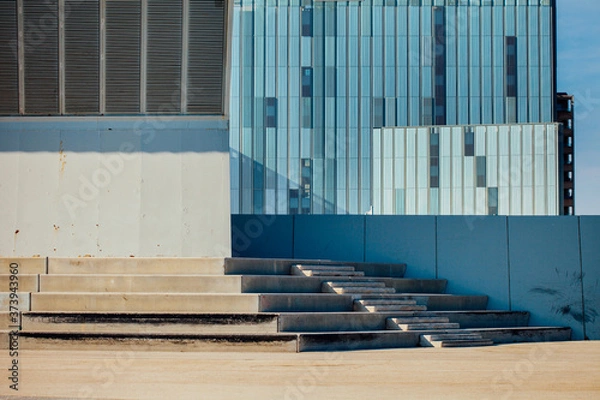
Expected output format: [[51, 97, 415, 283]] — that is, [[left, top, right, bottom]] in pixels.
[[396, 323, 461, 331], [437, 339, 494, 348], [291, 265, 365, 277], [363, 305, 427, 312], [387, 317, 451, 325]]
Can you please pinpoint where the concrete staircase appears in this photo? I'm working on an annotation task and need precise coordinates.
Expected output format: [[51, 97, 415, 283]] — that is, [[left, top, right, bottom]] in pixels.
[[0, 257, 572, 352]]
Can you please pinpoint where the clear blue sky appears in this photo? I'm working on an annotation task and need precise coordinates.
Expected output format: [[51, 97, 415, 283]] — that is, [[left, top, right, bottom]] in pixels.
[[557, 0, 600, 215]]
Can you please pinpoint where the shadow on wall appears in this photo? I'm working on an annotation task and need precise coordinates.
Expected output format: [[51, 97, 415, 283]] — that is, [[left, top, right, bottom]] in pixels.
[[231, 214, 600, 341]]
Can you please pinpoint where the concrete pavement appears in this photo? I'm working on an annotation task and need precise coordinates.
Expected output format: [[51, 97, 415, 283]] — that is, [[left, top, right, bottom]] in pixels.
[[1, 341, 598, 399]]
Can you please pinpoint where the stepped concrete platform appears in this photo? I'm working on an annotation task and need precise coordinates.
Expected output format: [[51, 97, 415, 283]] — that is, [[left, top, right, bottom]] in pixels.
[[1, 257, 573, 352]]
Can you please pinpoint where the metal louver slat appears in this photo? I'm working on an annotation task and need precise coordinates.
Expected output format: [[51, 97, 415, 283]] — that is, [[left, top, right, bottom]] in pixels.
[[64, 0, 100, 114], [23, 0, 59, 114], [105, 0, 141, 114], [187, 0, 225, 114], [146, 0, 182, 113], [0, 1, 19, 115]]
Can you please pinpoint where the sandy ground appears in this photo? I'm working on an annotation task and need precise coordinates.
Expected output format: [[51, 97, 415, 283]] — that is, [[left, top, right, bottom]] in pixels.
[[1, 341, 599, 400]]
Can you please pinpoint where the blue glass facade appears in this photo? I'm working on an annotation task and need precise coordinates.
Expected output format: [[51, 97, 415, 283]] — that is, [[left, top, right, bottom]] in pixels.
[[230, 0, 556, 215]]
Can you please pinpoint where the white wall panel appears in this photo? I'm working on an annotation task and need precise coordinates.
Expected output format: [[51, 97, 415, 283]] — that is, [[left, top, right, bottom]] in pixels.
[[0, 117, 231, 257]]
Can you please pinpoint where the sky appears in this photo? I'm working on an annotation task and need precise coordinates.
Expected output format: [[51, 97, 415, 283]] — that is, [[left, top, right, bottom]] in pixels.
[[557, 0, 600, 215]]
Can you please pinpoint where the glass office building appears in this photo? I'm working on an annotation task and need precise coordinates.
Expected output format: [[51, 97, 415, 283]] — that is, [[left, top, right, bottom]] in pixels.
[[372, 123, 560, 216], [229, 0, 558, 215]]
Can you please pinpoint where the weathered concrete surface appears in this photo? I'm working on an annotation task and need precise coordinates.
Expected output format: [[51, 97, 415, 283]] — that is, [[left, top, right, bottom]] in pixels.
[[39, 274, 242, 293], [0, 257, 46, 274], [0, 342, 598, 399], [30, 293, 260, 313], [0, 274, 39, 292], [21, 313, 280, 335], [48, 257, 225, 275]]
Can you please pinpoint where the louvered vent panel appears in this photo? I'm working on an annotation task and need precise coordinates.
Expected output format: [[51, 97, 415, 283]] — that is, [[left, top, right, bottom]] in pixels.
[[64, 0, 100, 114], [187, 0, 225, 114], [23, 0, 59, 114], [146, 0, 182, 113], [0, 1, 19, 115], [105, 0, 140, 113]]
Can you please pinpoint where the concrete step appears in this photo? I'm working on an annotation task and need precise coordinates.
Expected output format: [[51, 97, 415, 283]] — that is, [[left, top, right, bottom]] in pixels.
[[298, 330, 420, 352], [291, 265, 365, 277], [225, 258, 407, 277], [1, 258, 46, 274], [21, 312, 279, 335], [30, 293, 260, 313], [386, 317, 451, 328], [354, 299, 421, 312], [258, 294, 355, 312], [1, 292, 31, 311], [356, 299, 418, 306], [350, 294, 488, 311], [391, 322, 461, 331], [329, 287, 397, 295], [0, 312, 20, 330], [424, 332, 485, 340], [0, 274, 39, 292], [422, 338, 495, 348], [38, 275, 242, 293], [322, 281, 396, 295], [362, 305, 427, 312], [465, 326, 572, 344], [47, 257, 225, 275], [241, 276, 411, 294], [7, 331, 299, 352]]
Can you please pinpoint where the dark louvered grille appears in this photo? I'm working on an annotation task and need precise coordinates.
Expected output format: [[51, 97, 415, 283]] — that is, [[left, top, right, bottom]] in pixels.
[[64, 0, 100, 114], [0, 1, 19, 115], [146, 0, 182, 113], [105, 0, 141, 114], [187, 0, 225, 114], [23, 0, 59, 114]]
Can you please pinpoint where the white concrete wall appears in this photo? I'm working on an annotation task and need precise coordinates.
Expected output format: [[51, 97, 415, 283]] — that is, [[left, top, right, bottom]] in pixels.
[[0, 116, 231, 257]]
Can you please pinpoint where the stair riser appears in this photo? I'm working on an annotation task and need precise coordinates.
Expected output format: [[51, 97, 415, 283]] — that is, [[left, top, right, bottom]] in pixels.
[[30, 294, 260, 313], [39, 275, 242, 293], [259, 295, 354, 312], [299, 332, 420, 352], [0, 275, 39, 292], [21, 314, 279, 335], [1, 258, 46, 274], [387, 317, 451, 325], [225, 258, 407, 277], [48, 258, 225, 275], [361, 305, 427, 312], [2, 333, 299, 353], [394, 323, 461, 331], [1, 292, 31, 311], [0, 312, 20, 330]]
